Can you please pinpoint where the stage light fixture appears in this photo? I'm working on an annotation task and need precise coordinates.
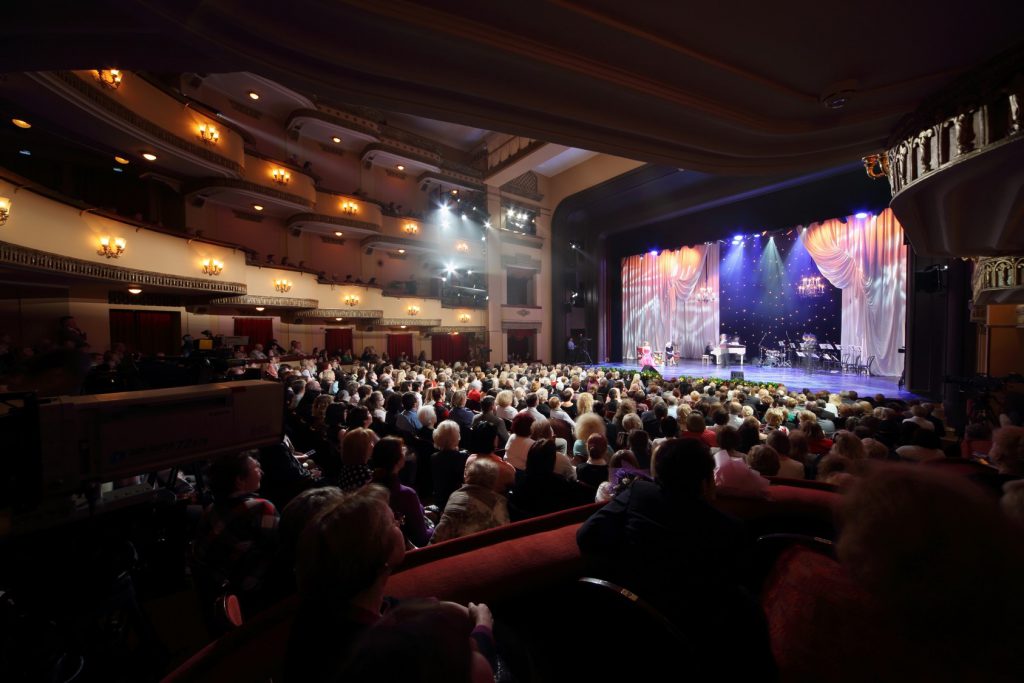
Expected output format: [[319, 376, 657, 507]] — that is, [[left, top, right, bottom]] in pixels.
[[11, 119, 31, 129], [854, 212, 869, 219]]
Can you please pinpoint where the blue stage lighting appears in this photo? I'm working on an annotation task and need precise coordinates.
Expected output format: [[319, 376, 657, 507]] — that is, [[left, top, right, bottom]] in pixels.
[[854, 212, 869, 219]]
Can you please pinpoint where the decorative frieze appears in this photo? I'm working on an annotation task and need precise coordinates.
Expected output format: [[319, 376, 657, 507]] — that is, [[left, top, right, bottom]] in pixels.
[[501, 171, 543, 201], [428, 326, 487, 334], [0, 240, 247, 293], [209, 294, 318, 308], [972, 256, 1024, 304], [375, 318, 441, 327], [295, 308, 383, 319]]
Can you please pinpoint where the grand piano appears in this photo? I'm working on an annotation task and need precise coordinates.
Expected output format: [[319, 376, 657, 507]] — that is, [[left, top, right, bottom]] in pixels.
[[711, 344, 746, 365]]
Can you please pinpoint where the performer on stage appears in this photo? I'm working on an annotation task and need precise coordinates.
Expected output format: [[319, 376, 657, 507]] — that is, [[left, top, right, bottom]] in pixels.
[[801, 332, 818, 374], [566, 335, 576, 363], [665, 340, 676, 366], [639, 340, 654, 367], [719, 333, 730, 368]]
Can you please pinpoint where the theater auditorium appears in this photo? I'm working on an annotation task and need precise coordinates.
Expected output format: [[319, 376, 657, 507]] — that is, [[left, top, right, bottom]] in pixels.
[[1, 3, 1023, 682]]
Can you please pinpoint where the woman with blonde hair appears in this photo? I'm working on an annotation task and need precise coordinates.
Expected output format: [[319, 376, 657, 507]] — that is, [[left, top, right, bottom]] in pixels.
[[495, 390, 516, 421], [573, 413, 609, 458], [576, 391, 594, 418]]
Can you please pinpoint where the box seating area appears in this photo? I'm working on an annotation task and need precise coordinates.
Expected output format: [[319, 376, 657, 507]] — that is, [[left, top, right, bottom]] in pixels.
[[162, 482, 842, 683]]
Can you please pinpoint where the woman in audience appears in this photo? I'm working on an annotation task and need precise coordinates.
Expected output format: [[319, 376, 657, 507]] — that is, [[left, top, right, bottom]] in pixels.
[[504, 412, 536, 470], [737, 416, 763, 453], [574, 412, 609, 459], [495, 390, 517, 421], [576, 433, 611, 490], [511, 440, 594, 518], [627, 427, 653, 470], [337, 427, 378, 491], [766, 430, 805, 479], [747, 444, 780, 477], [989, 425, 1024, 477], [370, 437, 433, 547], [432, 458, 510, 543], [895, 425, 945, 463], [713, 426, 770, 498], [432, 420, 470, 510], [466, 422, 516, 493], [448, 390, 475, 433], [529, 417, 576, 478], [576, 391, 594, 418], [830, 429, 866, 461], [193, 450, 279, 612], [762, 407, 788, 435]]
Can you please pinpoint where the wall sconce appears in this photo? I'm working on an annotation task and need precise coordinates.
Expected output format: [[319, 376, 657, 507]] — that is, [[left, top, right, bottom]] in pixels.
[[98, 236, 126, 258], [340, 200, 359, 215], [343, 294, 360, 307], [198, 123, 220, 144], [459, 313, 471, 323], [0, 196, 10, 225], [407, 305, 421, 316], [202, 258, 224, 276], [94, 69, 123, 89], [403, 222, 419, 235], [274, 278, 292, 293], [271, 168, 291, 185], [455, 241, 469, 253]]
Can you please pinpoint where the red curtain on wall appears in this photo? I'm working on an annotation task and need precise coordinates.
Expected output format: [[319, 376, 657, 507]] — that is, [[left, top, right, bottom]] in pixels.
[[109, 310, 179, 355], [387, 333, 413, 360], [325, 328, 354, 355], [507, 329, 536, 361], [233, 318, 273, 350], [431, 334, 468, 363]]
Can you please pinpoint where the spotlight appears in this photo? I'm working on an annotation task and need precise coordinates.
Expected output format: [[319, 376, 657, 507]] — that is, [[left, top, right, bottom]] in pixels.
[[461, 213, 467, 220], [648, 249, 658, 256], [854, 212, 869, 219], [732, 234, 743, 241], [484, 220, 491, 228]]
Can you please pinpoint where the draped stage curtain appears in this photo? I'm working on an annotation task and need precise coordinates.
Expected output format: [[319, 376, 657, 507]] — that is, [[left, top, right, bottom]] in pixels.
[[110, 310, 178, 355], [387, 333, 413, 360], [800, 209, 907, 376], [621, 243, 720, 360], [325, 328, 354, 355], [233, 318, 273, 351]]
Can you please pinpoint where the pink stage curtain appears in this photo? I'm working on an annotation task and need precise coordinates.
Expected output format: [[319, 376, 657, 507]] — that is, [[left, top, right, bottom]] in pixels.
[[621, 243, 720, 360], [801, 209, 907, 376]]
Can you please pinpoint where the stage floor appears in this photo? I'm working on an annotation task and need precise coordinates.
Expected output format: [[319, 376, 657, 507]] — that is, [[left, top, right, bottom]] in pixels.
[[589, 360, 917, 400]]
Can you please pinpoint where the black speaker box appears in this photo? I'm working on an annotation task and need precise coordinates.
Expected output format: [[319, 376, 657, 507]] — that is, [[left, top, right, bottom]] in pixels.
[[730, 371, 745, 380]]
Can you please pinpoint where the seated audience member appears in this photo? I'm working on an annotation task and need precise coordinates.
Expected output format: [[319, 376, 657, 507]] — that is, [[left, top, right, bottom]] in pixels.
[[838, 466, 1024, 681], [816, 453, 856, 487], [762, 407, 788, 435], [681, 411, 718, 449], [511, 439, 594, 518], [529, 417, 576, 479], [431, 420, 470, 510], [801, 421, 834, 457], [960, 422, 993, 460], [285, 486, 494, 683], [431, 459, 511, 543], [395, 391, 423, 435], [830, 429, 866, 461], [448, 390, 475, 433], [370, 437, 433, 547], [472, 395, 510, 443], [576, 433, 611, 490], [339, 600, 496, 683], [465, 422, 516, 493], [627, 427, 653, 470], [548, 395, 575, 427], [595, 449, 651, 503], [577, 438, 775, 679], [193, 451, 279, 611], [429, 386, 449, 423], [274, 486, 345, 593], [988, 425, 1024, 478], [494, 390, 517, 421], [737, 416, 763, 453], [338, 428, 377, 491], [747, 444, 780, 477], [504, 413, 536, 470], [902, 403, 935, 431], [895, 426, 945, 463], [861, 437, 892, 461], [712, 426, 770, 499], [574, 412, 612, 459], [765, 430, 805, 479]]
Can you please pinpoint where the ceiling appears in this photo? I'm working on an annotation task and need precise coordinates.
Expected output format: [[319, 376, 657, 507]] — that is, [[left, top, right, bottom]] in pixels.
[[5, 0, 1022, 175]]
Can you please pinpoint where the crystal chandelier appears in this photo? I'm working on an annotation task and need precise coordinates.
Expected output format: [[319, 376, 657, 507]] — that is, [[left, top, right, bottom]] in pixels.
[[797, 275, 826, 297], [690, 255, 716, 303]]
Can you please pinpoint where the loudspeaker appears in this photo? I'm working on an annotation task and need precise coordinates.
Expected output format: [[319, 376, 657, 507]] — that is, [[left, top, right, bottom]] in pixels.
[[730, 371, 745, 380]]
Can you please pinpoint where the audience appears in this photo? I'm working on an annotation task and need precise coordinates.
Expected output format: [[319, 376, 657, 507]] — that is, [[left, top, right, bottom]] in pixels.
[[432, 459, 510, 543]]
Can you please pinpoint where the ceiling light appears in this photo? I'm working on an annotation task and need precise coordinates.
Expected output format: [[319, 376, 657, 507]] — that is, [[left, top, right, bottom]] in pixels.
[[142, 152, 157, 161], [128, 287, 142, 295], [197, 123, 220, 144], [18, 149, 31, 156], [334, 231, 343, 237], [271, 168, 290, 185], [400, 325, 407, 329], [331, 136, 341, 144], [335, 317, 343, 321], [256, 307, 266, 312], [247, 91, 260, 100], [94, 69, 123, 89], [396, 165, 405, 171], [114, 156, 129, 165], [450, 189, 458, 195], [397, 249, 406, 254], [253, 205, 264, 211], [0, 197, 11, 225], [112, 167, 123, 173], [11, 119, 31, 129]]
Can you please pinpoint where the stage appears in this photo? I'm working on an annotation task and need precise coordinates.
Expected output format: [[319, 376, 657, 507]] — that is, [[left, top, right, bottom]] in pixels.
[[588, 359, 917, 400]]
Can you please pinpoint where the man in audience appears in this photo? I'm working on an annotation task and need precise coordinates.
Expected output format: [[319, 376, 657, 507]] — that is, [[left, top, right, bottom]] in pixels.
[[472, 395, 510, 442]]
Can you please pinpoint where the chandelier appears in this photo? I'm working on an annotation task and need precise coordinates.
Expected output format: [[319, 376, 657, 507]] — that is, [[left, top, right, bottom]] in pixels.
[[689, 255, 716, 304], [797, 275, 826, 297]]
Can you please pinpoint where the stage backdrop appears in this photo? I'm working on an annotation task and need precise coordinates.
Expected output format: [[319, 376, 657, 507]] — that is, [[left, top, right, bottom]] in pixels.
[[719, 230, 841, 355], [620, 210, 907, 375], [621, 243, 720, 360]]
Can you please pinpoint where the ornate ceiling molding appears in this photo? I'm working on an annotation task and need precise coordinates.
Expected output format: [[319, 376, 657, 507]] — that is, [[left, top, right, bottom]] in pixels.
[[972, 256, 1024, 305], [501, 321, 541, 331], [427, 326, 487, 334], [0, 240, 247, 293], [31, 71, 244, 176], [208, 294, 318, 308], [295, 308, 383, 319]]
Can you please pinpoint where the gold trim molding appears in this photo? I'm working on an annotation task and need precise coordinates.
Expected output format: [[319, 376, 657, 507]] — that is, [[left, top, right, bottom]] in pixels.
[[428, 326, 487, 334], [289, 213, 380, 233], [0, 240, 247, 293], [208, 294, 318, 308], [185, 178, 315, 208], [295, 308, 383, 319], [376, 318, 441, 327]]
